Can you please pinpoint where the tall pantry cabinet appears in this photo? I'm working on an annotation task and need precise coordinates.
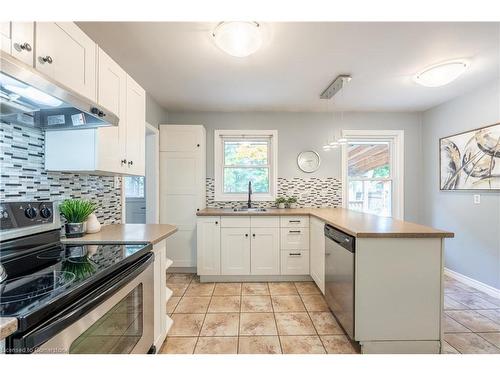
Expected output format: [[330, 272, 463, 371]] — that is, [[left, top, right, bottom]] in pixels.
[[159, 125, 206, 268]]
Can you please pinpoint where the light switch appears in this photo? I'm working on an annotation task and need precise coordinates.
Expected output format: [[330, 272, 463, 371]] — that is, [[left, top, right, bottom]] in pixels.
[[473, 194, 481, 204]]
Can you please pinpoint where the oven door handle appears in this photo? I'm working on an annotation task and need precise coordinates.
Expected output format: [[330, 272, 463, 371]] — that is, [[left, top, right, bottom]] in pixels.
[[20, 252, 154, 351]]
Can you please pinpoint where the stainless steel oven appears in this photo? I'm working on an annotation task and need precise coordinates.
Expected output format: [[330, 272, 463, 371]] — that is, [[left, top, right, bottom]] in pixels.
[[11, 253, 154, 354]]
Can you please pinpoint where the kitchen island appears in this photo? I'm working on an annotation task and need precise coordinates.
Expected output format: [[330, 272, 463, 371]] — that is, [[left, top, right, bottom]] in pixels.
[[196, 207, 453, 354]]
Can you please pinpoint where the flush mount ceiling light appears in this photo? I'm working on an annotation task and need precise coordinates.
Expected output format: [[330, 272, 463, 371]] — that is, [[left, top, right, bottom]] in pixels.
[[413, 60, 469, 87], [212, 21, 262, 57]]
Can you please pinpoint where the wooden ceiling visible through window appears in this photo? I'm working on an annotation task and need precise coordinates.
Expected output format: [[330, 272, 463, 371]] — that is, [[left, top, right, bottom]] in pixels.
[[348, 144, 389, 175]]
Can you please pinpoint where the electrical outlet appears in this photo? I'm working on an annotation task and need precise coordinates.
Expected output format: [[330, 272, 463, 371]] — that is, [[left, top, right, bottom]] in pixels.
[[473, 194, 481, 204]]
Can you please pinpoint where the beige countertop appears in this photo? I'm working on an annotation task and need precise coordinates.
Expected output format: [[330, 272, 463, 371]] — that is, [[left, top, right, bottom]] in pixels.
[[197, 207, 454, 238], [0, 317, 18, 341], [61, 224, 177, 245]]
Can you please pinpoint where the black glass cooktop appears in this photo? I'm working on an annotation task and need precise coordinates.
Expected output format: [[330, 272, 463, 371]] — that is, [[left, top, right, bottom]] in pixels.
[[0, 230, 151, 331]]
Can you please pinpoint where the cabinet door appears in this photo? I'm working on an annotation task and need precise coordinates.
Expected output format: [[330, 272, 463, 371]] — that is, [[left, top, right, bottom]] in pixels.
[[96, 48, 127, 173], [310, 218, 325, 293], [197, 217, 221, 275], [221, 228, 250, 275], [124, 75, 145, 175], [160, 152, 203, 196], [251, 227, 280, 275], [0, 22, 11, 54], [159, 125, 203, 152], [35, 22, 96, 100], [11, 22, 34, 66]]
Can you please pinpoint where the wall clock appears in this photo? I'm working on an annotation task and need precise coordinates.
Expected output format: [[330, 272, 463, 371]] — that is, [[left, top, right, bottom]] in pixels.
[[297, 150, 321, 173]]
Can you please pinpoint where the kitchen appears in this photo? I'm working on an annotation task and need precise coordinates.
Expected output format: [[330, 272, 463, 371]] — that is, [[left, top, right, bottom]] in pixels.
[[0, 1, 500, 372]]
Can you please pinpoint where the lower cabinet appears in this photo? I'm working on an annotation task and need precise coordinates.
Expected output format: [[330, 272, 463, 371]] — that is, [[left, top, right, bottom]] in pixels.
[[221, 228, 251, 275], [310, 217, 325, 293], [197, 217, 221, 275], [153, 240, 168, 349], [251, 227, 280, 275], [281, 250, 310, 275]]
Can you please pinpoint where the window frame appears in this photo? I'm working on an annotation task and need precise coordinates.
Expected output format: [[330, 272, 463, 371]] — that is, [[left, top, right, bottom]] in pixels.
[[214, 129, 278, 202], [341, 130, 404, 219]]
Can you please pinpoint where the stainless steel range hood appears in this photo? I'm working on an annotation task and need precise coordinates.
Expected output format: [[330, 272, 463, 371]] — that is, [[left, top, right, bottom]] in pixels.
[[0, 51, 118, 130]]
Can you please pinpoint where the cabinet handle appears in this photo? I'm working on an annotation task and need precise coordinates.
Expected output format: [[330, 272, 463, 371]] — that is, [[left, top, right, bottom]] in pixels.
[[289, 252, 302, 256], [245, 233, 249, 237], [128, 161, 134, 166], [289, 230, 301, 234], [252, 233, 256, 238], [121, 159, 127, 165], [197, 144, 200, 147], [289, 220, 301, 223], [39, 55, 53, 64], [15, 42, 32, 52], [215, 221, 218, 225], [196, 208, 200, 212]]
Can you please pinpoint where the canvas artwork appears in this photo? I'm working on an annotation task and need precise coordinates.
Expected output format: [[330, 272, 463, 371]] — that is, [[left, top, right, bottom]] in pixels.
[[440, 123, 500, 190]]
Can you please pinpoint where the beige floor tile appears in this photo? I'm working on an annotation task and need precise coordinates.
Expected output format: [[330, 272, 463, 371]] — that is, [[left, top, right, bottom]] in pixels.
[[167, 283, 189, 297], [443, 314, 471, 333], [280, 335, 325, 354], [441, 341, 460, 354], [166, 296, 181, 314], [174, 296, 211, 313], [185, 282, 215, 297], [241, 295, 273, 312], [320, 335, 358, 354], [268, 282, 298, 295], [242, 282, 270, 295], [445, 293, 498, 310], [208, 296, 241, 313], [301, 294, 330, 312], [239, 313, 278, 336], [200, 313, 239, 336], [194, 337, 238, 354], [168, 314, 205, 336], [271, 295, 306, 312], [476, 309, 500, 324], [310, 312, 344, 335], [479, 333, 500, 349], [444, 296, 470, 310], [444, 333, 500, 354], [294, 282, 321, 295], [213, 283, 242, 296], [275, 312, 316, 335], [238, 336, 282, 354], [160, 337, 197, 354], [166, 273, 194, 284], [446, 310, 500, 332]]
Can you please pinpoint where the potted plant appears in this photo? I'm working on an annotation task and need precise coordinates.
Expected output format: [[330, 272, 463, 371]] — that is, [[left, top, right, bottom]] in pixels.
[[287, 196, 298, 209], [275, 197, 287, 209], [59, 199, 96, 238]]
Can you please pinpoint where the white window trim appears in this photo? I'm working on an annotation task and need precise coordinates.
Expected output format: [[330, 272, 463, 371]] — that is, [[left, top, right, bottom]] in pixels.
[[214, 129, 278, 202], [341, 129, 405, 220]]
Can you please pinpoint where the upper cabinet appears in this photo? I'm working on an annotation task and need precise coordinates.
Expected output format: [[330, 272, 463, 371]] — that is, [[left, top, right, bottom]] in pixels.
[[0, 22, 34, 66], [35, 22, 97, 101], [124, 75, 146, 175]]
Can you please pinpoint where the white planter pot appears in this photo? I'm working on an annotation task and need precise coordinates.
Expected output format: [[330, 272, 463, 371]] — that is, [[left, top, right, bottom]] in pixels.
[[278, 203, 286, 209], [86, 213, 101, 234]]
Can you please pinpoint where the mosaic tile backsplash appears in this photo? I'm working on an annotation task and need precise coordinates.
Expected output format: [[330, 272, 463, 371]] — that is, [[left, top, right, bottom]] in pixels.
[[0, 122, 122, 224], [206, 177, 342, 209]]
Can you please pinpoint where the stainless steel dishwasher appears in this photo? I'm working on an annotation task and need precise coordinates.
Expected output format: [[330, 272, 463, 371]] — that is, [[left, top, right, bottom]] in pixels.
[[324, 224, 356, 339]]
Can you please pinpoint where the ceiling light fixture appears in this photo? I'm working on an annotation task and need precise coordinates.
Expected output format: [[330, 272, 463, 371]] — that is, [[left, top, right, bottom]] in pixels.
[[212, 21, 262, 57], [413, 60, 469, 87]]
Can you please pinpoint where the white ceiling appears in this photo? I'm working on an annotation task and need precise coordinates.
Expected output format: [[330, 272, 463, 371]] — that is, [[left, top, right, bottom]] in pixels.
[[77, 22, 499, 112]]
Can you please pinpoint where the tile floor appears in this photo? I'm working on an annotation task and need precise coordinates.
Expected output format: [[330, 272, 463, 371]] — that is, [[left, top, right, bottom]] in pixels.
[[160, 273, 358, 354], [160, 273, 500, 354]]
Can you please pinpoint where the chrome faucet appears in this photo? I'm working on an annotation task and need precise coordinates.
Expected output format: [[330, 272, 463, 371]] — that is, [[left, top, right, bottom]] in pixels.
[[247, 181, 252, 209]]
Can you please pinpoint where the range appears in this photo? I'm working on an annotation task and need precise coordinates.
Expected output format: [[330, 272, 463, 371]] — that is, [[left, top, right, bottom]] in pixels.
[[0, 201, 155, 354]]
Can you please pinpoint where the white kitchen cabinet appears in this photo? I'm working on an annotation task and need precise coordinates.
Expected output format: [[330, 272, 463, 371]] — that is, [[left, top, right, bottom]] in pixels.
[[35, 22, 97, 101], [310, 217, 325, 293], [221, 228, 251, 275], [197, 217, 221, 275], [280, 227, 309, 250], [251, 227, 280, 275], [0, 22, 34, 66], [124, 75, 146, 175], [160, 125, 206, 268], [153, 240, 169, 349], [281, 250, 310, 275], [280, 216, 309, 228]]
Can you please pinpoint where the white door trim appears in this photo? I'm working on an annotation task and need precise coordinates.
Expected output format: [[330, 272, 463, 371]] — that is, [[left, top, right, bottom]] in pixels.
[[145, 123, 160, 223], [341, 129, 405, 220]]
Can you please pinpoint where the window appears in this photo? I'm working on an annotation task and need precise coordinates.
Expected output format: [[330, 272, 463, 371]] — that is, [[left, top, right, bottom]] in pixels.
[[215, 130, 277, 201], [124, 176, 145, 198], [342, 130, 404, 219]]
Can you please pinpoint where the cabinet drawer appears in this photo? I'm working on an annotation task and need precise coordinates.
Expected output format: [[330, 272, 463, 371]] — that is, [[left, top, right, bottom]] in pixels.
[[221, 217, 250, 228], [280, 216, 309, 228], [251, 216, 279, 228], [281, 250, 309, 275], [280, 228, 309, 250]]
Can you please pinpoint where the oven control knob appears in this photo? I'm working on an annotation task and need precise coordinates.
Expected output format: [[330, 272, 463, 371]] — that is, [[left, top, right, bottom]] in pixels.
[[25, 207, 38, 219], [40, 207, 52, 219]]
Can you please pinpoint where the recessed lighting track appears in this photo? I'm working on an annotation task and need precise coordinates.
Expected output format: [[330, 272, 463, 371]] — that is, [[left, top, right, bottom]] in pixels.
[[320, 74, 352, 99]]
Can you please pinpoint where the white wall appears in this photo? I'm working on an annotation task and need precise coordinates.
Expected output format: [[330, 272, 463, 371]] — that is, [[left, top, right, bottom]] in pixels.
[[167, 111, 423, 222], [146, 93, 169, 128], [422, 82, 500, 289]]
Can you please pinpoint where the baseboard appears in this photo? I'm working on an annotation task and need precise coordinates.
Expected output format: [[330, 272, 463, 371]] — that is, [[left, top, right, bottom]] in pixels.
[[445, 268, 500, 299], [168, 266, 197, 274]]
